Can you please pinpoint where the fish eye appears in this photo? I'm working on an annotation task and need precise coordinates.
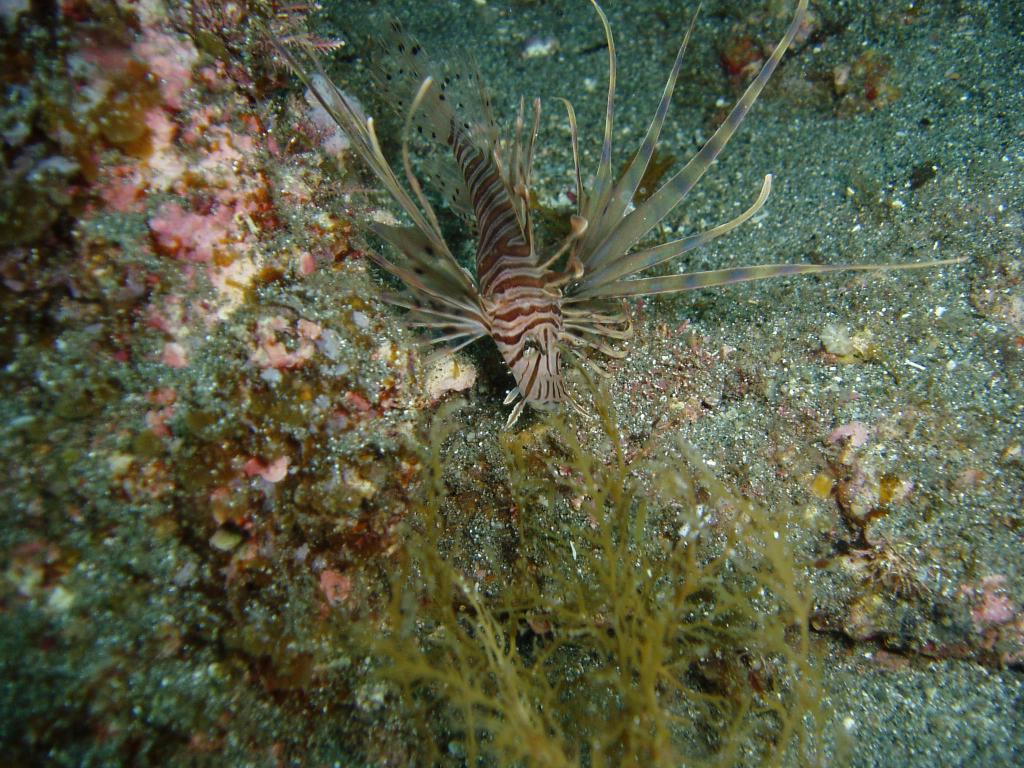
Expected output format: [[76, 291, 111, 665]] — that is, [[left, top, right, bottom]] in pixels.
[[523, 338, 541, 356]]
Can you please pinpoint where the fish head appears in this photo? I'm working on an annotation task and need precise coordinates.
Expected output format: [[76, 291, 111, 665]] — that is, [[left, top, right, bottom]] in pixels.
[[500, 323, 567, 408]]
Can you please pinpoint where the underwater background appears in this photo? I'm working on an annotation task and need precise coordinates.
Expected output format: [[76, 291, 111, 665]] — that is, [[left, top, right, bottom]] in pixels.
[[1, 0, 1021, 765]]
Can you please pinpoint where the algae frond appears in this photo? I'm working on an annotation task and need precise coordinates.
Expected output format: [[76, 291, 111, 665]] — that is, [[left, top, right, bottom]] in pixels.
[[364, 377, 824, 766]]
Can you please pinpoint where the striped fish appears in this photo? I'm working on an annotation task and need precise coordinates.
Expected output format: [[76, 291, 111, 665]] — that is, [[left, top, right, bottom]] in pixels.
[[274, 0, 964, 427]]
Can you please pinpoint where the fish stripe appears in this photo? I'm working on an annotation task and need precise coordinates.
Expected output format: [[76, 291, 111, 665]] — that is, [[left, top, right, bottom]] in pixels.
[[445, 119, 565, 405]]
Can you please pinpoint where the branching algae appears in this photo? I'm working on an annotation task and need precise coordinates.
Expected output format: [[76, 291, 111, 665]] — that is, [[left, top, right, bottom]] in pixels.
[[363, 377, 824, 767]]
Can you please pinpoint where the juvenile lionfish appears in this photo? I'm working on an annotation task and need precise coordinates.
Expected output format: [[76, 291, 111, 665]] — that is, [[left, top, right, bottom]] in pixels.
[[275, 0, 962, 426]]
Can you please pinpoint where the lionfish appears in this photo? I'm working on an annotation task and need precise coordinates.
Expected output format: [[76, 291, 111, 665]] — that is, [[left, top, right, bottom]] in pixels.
[[274, 0, 962, 426]]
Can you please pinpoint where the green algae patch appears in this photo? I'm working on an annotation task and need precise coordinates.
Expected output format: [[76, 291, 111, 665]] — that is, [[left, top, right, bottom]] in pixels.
[[364, 380, 825, 767]]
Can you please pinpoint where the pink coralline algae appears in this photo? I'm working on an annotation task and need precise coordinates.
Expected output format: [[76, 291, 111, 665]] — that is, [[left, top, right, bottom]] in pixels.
[[828, 421, 871, 448], [132, 29, 198, 111], [319, 569, 353, 608], [249, 316, 322, 370], [244, 456, 290, 484], [58, 2, 300, 380], [956, 576, 1024, 665], [962, 576, 1018, 628], [145, 388, 178, 438], [149, 200, 246, 264], [160, 341, 189, 369]]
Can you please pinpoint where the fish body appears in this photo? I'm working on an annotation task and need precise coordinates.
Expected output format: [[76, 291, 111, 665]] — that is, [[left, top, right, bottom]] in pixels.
[[274, 0, 963, 426], [451, 122, 569, 411]]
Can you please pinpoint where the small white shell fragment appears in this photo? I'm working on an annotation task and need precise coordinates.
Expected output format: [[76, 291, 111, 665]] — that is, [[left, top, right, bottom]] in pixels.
[[521, 35, 558, 59], [821, 323, 853, 356], [425, 356, 477, 401]]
